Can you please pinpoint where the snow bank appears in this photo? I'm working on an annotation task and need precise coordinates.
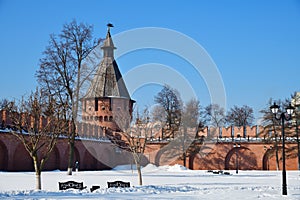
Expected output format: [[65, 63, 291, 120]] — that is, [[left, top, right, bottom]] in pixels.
[[141, 163, 159, 172], [113, 164, 188, 172], [143, 163, 188, 172], [158, 164, 189, 172], [112, 165, 137, 171]]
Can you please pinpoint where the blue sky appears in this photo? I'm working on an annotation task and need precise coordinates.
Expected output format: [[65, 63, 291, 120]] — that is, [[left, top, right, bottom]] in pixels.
[[0, 0, 299, 122]]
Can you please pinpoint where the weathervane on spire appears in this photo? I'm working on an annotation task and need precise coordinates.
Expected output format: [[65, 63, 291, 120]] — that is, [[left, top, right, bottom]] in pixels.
[[107, 23, 114, 32]]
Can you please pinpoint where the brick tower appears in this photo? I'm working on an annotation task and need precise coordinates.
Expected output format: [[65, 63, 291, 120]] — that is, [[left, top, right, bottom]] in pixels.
[[82, 24, 135, 132]]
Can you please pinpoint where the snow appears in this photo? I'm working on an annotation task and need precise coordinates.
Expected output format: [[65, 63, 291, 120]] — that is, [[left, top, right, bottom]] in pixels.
[[0, 165, 299, 199]]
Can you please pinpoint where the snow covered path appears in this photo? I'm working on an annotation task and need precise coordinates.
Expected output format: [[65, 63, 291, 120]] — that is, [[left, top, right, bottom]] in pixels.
[[0, 165, 299, 199]]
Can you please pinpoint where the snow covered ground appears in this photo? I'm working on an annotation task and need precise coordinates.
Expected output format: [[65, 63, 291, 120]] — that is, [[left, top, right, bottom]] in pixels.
[[0, 164, 299, 199]]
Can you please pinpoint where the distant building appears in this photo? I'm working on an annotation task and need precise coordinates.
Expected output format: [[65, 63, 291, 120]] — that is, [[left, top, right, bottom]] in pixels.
[[80, 24, 135, 133]]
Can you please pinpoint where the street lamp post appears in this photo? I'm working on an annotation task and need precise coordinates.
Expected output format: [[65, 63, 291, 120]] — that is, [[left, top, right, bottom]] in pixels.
[[233, 143, 240, 174], [270, 102, 295, 196]]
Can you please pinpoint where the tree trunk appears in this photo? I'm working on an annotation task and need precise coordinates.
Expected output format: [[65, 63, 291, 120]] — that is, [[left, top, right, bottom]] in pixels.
[[67, 120, 76, 175], [243, 125, 246, 138], [133, 153, 143, 186], [35, 171, 42, 190], [67, 146, 74, 175], [67, 59, 80, 175], [183, 152, 186, 167], [67, 133, 75, 175], [33, 155, 42, 190], [137, 163, 142, 186]]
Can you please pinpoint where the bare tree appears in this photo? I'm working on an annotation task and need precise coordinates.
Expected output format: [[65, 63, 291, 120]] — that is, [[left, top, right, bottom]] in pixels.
[[260, 97, 297, 171], [154, 85, 182, 139], [6, 89, 67, 189], [0, 98, 10, 109], [151, 105, 166, 123], [150, 105, 166, 140], [1, 99, 10, 129], [204, 104, 225, 127], [226, 105, 254, 137], [36, 20, 99, 175], [180, 98, 201, 167], [111, 105, 151, 185], [260, 98, 281, 170]]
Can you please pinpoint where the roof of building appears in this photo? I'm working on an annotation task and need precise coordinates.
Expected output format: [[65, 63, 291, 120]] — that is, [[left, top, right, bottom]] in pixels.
[[84, 26, 131, 99], [101, 27, 116, 49]]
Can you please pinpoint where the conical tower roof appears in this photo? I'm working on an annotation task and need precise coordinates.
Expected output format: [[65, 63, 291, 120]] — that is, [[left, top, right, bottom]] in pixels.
[[101, 26, 116, 49], [85, 25, 131, 99]]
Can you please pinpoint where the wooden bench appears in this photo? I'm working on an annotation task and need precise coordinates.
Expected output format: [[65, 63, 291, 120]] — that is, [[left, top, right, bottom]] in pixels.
[[90, 185, 100, 192], [107, 181, 130, 188], [211, 170, 231, 175], [58, 181, 86, 190]]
